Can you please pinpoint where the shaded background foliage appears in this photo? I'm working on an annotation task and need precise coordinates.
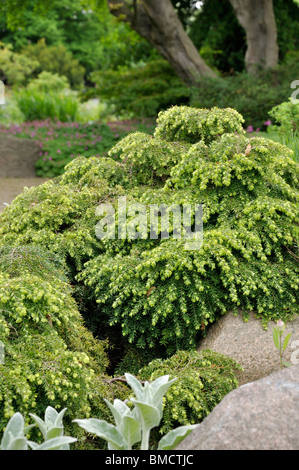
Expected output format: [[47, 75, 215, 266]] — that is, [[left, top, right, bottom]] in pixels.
[[0, 0, 299, 127]]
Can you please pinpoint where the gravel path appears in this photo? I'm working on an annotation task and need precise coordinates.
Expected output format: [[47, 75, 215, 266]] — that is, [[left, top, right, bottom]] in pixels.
[[0, 178, 49, 212]]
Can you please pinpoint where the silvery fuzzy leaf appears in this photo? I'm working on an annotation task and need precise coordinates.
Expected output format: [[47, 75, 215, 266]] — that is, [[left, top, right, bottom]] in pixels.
[[74, 418, 127, 450], [158, 425, 198, 450], [132, 401, 161, 431], [1, 413, 25, 449]]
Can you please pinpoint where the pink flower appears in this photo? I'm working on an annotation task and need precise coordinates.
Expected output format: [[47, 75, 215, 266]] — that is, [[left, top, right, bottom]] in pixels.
[[57, 149, 61, 153], [276, 319, 285, 333], [246, 125, 254, 133], [263, 120, 272, 126]]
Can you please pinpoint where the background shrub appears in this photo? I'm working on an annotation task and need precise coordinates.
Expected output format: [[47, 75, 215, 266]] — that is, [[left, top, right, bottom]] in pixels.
[[89, 59, 191, 119], [27, 71, 70, 93], [88, 56, 299, 130], [0, 42, 38, 86], [0, 89, 24, 125], [21, 39, 85, 89], [190, 58, 299, 129]]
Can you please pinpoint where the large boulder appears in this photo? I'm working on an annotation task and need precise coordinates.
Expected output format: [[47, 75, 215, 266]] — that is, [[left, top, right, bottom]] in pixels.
[[0, 135, 40, 177], [176, 364, 299, 450], [197, 311, 299, 385]]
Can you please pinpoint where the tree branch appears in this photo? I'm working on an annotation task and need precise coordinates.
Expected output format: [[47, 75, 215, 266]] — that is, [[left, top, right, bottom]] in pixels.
[[106, 0, 216, 84], [107, 0, 134, 24]]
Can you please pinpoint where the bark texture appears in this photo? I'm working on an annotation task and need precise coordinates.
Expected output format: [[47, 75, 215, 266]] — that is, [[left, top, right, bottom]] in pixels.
[[229, 0, 279, 74], [107, 0, 216, 84]]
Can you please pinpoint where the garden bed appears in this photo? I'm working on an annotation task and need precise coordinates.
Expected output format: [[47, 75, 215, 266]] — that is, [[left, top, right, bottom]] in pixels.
[[0, 119, 155, 178]]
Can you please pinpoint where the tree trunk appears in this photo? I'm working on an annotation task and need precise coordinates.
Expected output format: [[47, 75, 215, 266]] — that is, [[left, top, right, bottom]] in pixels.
[[107, 0, 216, 85], [229, 0, 279, 74]]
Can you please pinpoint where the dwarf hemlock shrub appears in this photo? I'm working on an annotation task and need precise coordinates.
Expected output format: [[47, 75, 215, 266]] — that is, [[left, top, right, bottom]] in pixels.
[[153, 106, 245, 144], [0, 244, 129, 439], [138, 350, 242, 436], [110, 131, 189, 186], [78, 109, 299, 353], [0, 106, 298, 359], [0, 168, 124, 270]]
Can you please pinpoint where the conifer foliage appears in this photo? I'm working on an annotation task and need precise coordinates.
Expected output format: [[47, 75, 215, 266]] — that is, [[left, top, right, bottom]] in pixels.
[[0, 106, 298, 358], [80, 107, 299, 353]]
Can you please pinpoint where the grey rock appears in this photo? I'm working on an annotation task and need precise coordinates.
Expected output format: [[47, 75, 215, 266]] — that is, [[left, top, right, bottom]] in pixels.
[[0, 135, 40, 177], [198, 311, 299, 385], [176, 365, 299, 450], [0, 178, 49, 212]]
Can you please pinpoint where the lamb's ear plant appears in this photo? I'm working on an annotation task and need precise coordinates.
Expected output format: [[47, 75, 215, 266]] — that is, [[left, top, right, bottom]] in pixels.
[[0, 407, 77, 450], [74, 373, 197, 450], [28, 406, 76, 450], [0, 412, 32, 450], [273, 320, 293, 369]]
